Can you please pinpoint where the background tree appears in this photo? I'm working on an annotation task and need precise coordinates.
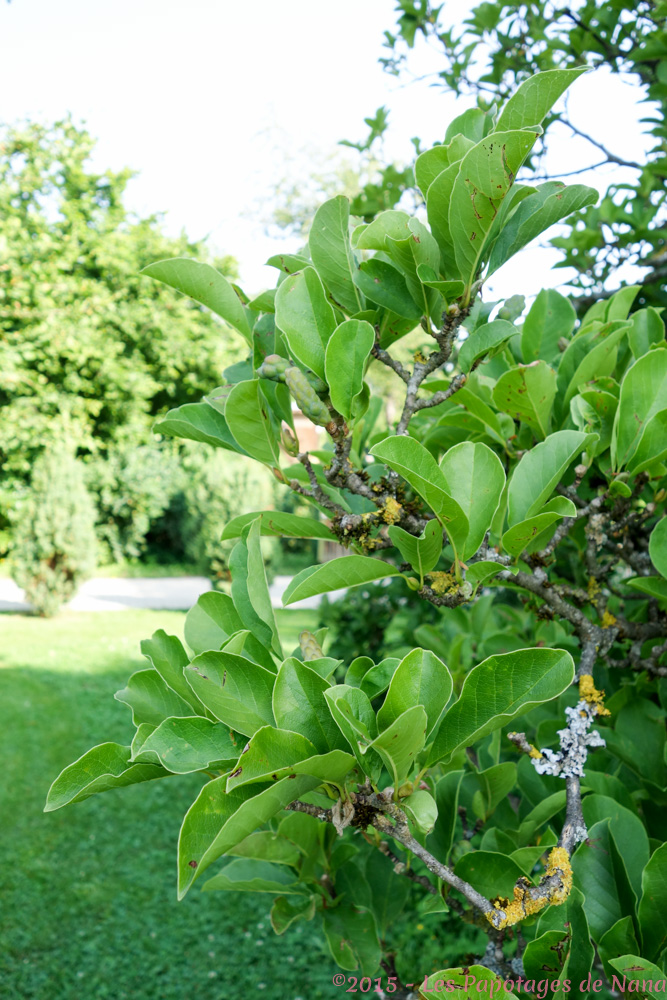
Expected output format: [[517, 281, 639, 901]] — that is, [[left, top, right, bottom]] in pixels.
[[0, 118, 244, 563]]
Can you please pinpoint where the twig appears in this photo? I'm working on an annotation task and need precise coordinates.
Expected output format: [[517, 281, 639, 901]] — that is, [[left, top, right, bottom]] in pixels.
[[561, 119, 642, 171]]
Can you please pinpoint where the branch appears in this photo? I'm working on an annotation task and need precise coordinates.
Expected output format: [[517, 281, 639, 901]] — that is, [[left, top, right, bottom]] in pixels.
[[561, 120, 642, 170], [376, 839, 438, 894], [371, 342, 411, 383]]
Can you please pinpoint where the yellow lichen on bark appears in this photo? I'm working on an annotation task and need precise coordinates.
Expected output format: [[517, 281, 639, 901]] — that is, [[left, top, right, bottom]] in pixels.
[[579, 674, 611, 717], [486, 847, 573, 929]]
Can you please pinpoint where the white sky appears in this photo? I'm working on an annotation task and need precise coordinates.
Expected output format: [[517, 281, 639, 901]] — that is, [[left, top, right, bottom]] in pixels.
[[0, 0, 652, 302]]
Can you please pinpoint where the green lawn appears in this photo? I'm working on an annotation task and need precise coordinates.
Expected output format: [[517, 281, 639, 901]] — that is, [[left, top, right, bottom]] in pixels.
[[0, 607, 340, 1000]]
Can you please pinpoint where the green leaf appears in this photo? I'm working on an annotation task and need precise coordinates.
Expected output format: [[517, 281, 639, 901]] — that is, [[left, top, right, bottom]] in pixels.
[[230, 525, 281, 658], [353, 209, 412, 248], [449, 130, 537, 290], [273, 657, 346, 753], [44, 742, 168, 811], [367, 705, 427, 786], [415, 146, 452, 196], [360, 657, 400, 700], [141, 257, 252, 342], [492, 361, 556, 439], [628, 409, 667, 475], [221, 510, 335, 541], [266, 252, 311, 275], [324, 684, 382, 779], [184, 651, 275, 737], [522, 929, 569, 986], [370, 436, 467, 538], [629, 307, 665, 360], [536, 886, 594, 996], [425, 162, 462, 278], [507, 430, 592, 525], [154, 401, 246, 453], [415, 265, 465, 304], [308, 196, 362, 314], [455, 851, 526, 899], [140, 629, 203, 711], [387, 520, 443, 578], [638, 842, 667, 961], [322, 903, 381, 975], [403, 789, 438, 834], [184, 592, 244, 655], [365, 851, 410, 938], [138, 717, 240, 774], [354, 258, 421, 320], [626, 576, 667, 601], [377, 648, 453, 740], [224, 379, 281, 467], [458, 319, 517, 372], [282, 555, 401, 606], [225, 725, 354, 790], [559, 323, 628, 416], [571, 819, 630, 941], [487, 182, 598, 275], [224, 830, 301, 866], [324, 319, 375, 420], [598, 918, 640, 983], [608, 955, 667, 997], [439, 441, 506, 559], [428, 647, 574, 765], [422, 965, 504, 998], [501, 497, 577, 557], [202, 858, 306, 895], [274, 266, 336, 380], [613, 350, 667, 470], [177, 772, 319, 898], [494, 68, 588, 131], [270, 894, 317, 935], [115, 669, 194, 727], [650, 517, 667, 579], [582, 794, 649, 901], [521, 289, 576, 363], [427, 770, 464, 865]]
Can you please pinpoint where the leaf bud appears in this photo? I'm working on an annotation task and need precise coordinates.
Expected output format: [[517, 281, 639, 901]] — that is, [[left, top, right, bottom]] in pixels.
[[284, 367, 331, 426], [257, 354, 290, 382]]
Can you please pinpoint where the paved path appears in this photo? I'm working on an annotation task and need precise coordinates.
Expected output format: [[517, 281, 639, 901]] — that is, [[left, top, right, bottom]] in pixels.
[[0, 574, 346, 613]]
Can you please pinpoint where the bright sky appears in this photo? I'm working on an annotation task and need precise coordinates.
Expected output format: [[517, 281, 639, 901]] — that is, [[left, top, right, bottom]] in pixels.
[[0, 0, 652, 302]]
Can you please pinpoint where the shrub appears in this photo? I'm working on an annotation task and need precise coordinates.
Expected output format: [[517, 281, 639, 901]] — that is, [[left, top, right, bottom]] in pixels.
[[11, 448, 97, 615], [86, 444, 182, 564], [48, 72, 667, 993]]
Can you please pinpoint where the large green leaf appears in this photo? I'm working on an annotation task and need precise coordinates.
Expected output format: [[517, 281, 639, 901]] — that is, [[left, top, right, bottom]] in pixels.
[[521, 288, 576, 363], [225, 725, 354, 790], [628, 307, 665, 360], [274, 266, 336, 380], [365, 851, 410, 939], [221, 510, 335, 542], [558, 323, 628, 416], [425, 162, 461, 278], [324, 319, 375, 420], [323, 684, 382, 779], [650, 518, 667, 578], [272, 657, 346, 753], [354, 258, 421, 319], [449, 130, 537, 290], [628, 409, 667, 475], [308, 196, 362, 314], [638, 842, 667, 961], [439, 441, 506, 559], [571, 820, 634, 941], [598, 918, 640, 983], [457, 319, 517, 372], [184, 651, 275, 737], [281, 555, 401, 606], [612, 350, 667, 469], [507, 430, 592, 525], [177, 772, 319, 897], [377, 647, 453, 739], [202, 858, 306, 895], [428, 647, 574, 764], [141, 257, 252, 341], [487, 182, 597, 275], [184, 592, 244, 655], [582, 794, 649, 901], [322, 903, 381, 976], [454, 850, 526, 899], [494, 68, 588, 131], [536, 886, 594, 997], [492, 361, 556, 439], [115, 669, 194, 727], [154, 401, 246, 453], [138, 717, 240, 774], [370, 436, 467, 540], [387, 520, 443, 579], [140, 629, 203, 711], [427, 770, 464, 866], [230, 522, 281, 657], [224, 379, 281, 467], [608, 956, 667, 997], [367, 705, 427, 786], [501, 496, 576, 557], [44, 743, 169, 811]]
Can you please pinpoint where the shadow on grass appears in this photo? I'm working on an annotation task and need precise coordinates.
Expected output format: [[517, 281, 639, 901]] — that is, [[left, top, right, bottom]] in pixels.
[[0, 662, 337, 1000]]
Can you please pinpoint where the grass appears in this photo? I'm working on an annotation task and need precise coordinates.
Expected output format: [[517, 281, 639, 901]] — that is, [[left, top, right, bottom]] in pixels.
[[0, 607, 337, 1000]]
